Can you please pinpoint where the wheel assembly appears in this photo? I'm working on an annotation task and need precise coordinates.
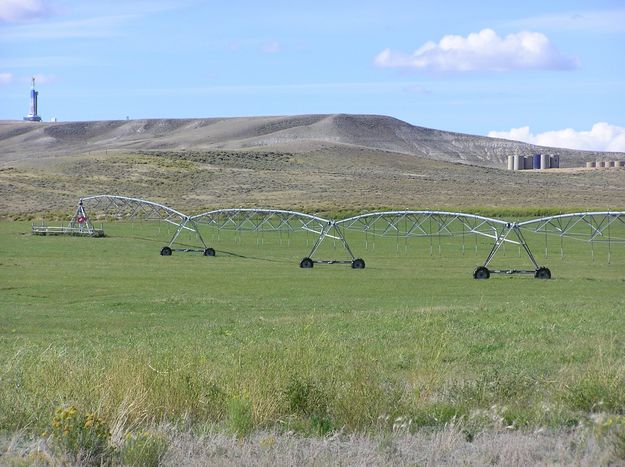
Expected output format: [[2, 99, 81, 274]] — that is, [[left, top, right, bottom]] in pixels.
[[534, 267, 551, 279], [351, 258, 365, 269], [204, 247, 216, 257], [300, 257, 314, 268], [473, 266, 490, 279], [160, 246, 172, 256]]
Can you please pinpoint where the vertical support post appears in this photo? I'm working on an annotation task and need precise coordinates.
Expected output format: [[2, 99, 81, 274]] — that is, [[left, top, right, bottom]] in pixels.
[[70, 199, 95, 234], [608, 214, 612, 265], [305, 221, 357, 262], [482, 225, 511, 268], [188, 218, 207, 249], [306, 222, 332, 259], [168, 216, 207, 250], [167, 217, 189, 247], [512, 226, 540, 270], [482, 224, 540, 271]]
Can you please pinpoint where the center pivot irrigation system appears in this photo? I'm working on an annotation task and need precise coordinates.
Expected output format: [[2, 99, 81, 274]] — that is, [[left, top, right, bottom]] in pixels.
[[52, 195, 625, 279]]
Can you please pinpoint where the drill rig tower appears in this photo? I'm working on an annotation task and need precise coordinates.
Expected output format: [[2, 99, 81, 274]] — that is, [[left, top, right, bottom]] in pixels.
[[23, 77, 42, 122]]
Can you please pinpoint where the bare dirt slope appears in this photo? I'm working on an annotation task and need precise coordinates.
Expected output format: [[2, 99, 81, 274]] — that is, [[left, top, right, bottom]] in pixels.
[[2, 114, 622, 167], [1, 114, 624, 217]]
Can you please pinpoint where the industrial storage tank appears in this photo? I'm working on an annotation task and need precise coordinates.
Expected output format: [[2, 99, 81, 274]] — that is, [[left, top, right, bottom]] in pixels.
[[586, 161, 596, 168], [540, 153, 550, 170], [533, 154, 541, 169], [616, 161, 624, 167], [597, 161, 606, 168], [550, 154, 560, 168], [507, 155, 514, 171], [524, 156, 533, 169], [513, 155, 522, 171]]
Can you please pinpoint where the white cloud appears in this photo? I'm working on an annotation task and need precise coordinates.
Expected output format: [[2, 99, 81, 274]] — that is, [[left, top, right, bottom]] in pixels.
[[488, 123, 625, 152], [374, 28, 578, 72], [0, 0, 51, 23], [0, 72, 13, 84]]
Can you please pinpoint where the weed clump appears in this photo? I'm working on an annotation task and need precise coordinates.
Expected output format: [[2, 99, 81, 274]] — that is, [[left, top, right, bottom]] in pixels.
[[283, 377, 334, 435], [226, 397, 254, 438], [284, 377, 327, 417], [593, 414, 625, 461], [119, 431, 169, 467], [47, 406, 111, 465]]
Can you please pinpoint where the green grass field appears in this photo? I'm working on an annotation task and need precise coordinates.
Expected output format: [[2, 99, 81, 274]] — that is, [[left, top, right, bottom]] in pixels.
[[1, 219, 625, 442]]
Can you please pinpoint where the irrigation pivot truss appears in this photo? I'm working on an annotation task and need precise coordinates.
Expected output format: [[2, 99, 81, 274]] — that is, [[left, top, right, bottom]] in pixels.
[[47, 196, 625, 279], [335, 210, 549, 278], [77, 195, 187, 223], [190, 209, 365, 268], [519, 212, 625, 243]]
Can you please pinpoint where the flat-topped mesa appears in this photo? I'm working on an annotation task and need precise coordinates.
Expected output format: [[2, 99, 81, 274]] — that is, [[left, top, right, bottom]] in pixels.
[[2, 115, 624, 168]]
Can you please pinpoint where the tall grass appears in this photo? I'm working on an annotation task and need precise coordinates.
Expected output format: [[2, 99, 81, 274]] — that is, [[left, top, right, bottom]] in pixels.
[[1, 220, 625, 439]]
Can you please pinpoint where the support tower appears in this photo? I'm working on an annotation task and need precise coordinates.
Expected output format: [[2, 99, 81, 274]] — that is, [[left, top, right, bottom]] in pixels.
[[23, 77, 42, 122]]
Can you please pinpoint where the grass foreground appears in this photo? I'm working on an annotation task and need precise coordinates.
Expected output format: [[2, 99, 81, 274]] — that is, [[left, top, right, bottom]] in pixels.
[[1, 220, 625, 464]]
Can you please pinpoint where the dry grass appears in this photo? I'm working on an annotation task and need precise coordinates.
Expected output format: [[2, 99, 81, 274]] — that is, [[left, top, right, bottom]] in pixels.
[[2, 148, 625, 218], [2, 116, 625, 218], [1, 425, 616, 466], [163, 428, 610, 466]]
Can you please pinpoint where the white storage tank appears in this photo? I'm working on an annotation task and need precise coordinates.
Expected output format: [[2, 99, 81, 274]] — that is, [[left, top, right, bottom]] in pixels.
[[513, 155, 522, 171], [507, 155, 514, 171], [540, 153, 550, 170]]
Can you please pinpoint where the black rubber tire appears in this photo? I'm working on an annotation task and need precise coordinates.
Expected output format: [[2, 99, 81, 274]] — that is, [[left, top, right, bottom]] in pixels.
[[534, 267, 551, 279], [473, 266, 490, 280], [204, 247, 216, 257], [351, 258, 366, 269], [160, 246, 172, 256], [300, 257, 314, 268]]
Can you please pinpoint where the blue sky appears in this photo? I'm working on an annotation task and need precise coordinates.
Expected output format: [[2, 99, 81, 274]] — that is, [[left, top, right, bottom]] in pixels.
[[1, 0, 624, 150]]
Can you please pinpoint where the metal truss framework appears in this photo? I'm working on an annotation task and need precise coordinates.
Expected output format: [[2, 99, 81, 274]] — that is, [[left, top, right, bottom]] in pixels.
[[68, 195, 625, 278], [190, 209, 363, 267], [519, 212, 625, 243], [335, 211, 545, 277], [70, 195, 210, 255]]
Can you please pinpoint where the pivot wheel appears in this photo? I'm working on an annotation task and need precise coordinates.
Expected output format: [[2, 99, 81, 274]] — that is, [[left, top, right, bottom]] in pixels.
[[534, 267, 551, 279], [300, 257, 314, 268], [473, 266, 490, 280], [160, 246, 172, 256], [203, 247, 216, 257], [351, 258, 366, 269]]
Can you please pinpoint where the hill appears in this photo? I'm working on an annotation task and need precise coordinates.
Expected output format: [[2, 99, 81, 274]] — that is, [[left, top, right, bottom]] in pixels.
[[1, 114, 621, 168], [1, 114, 624, 217]]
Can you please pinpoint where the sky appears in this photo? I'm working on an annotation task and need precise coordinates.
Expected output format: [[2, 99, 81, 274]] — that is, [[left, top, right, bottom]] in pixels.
[[1, 0, 625, 151]]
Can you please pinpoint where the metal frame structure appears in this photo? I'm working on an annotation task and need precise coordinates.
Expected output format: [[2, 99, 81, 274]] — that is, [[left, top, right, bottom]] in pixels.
[[53, 197, 625, 279], [335, 211, 550, 278], [519, 211, 625, 243], [190, 208, 366, 267], [70, 195, 214, 256]]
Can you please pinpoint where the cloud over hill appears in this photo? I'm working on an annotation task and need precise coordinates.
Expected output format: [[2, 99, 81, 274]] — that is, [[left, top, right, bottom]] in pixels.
[[489, 122, 625, 152], [374, 28, 578, 71]]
